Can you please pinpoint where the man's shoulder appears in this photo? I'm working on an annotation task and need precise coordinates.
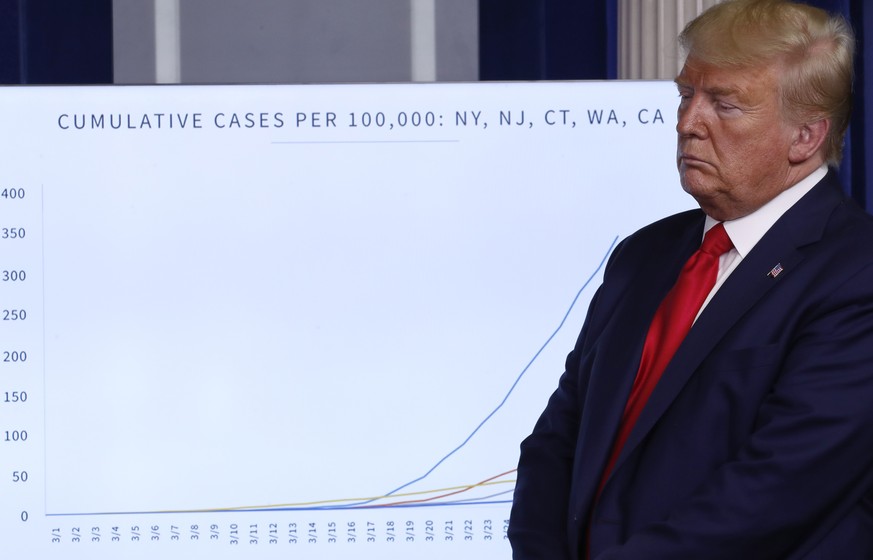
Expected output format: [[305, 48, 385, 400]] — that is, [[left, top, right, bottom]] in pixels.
[[788, 175, 873, 258], [617, 209, 705, 255], [600, 209, 704, 281], [826, 193, 873, 237], [634, 209, 705, 237]]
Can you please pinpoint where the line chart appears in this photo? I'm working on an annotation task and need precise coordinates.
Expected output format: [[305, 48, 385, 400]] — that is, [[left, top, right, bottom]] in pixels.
[[44, 235, 618, 519]]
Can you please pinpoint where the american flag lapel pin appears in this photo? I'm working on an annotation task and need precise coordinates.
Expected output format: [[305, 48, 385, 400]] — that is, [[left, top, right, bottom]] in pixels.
[[767, 263, 784, 278]]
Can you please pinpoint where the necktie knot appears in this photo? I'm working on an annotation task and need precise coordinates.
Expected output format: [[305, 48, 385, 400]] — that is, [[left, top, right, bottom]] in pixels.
[[700, 222, 733, 257]]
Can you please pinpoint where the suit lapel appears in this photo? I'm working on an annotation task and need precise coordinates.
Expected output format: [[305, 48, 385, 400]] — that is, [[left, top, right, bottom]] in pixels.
[[570, 213, 705, 522], [607, 174, 845, 482]]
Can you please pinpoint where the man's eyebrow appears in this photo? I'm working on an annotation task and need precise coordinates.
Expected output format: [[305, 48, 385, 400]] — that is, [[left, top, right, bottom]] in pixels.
[[706, 85, 742, 98], [672, 80, 743, 99]]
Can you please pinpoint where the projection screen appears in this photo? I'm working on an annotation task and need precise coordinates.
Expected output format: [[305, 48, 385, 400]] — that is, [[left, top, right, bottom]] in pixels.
[[0, 81, 692, 559]]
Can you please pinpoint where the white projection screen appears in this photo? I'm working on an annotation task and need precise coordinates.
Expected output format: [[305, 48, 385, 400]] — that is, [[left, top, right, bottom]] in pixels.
[[0, 81, 692, 559]]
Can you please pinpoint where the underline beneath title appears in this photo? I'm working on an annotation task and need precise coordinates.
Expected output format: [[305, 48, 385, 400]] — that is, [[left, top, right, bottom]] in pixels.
[[271, 139, 460, 145]]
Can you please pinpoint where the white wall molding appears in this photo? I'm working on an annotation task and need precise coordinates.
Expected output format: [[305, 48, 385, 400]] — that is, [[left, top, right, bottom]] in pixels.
[[411, 0, 437, 82], [154, 0, 181, 84], [618, 0, 722, 80]]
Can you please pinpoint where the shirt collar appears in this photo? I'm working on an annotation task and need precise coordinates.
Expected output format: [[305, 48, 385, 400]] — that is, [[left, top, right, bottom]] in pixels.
[[703, 164, 828, 258]]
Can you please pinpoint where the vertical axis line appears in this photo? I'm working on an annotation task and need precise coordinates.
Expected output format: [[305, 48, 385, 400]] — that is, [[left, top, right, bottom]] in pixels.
[[41, 183, 48, 515]]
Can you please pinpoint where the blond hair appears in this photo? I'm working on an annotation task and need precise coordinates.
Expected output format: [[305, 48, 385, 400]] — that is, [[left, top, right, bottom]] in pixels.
[[679, 0, 855, 165]]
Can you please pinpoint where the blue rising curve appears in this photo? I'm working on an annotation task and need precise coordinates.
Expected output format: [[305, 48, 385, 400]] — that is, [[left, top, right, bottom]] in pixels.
[[339, 235, 621, 509]]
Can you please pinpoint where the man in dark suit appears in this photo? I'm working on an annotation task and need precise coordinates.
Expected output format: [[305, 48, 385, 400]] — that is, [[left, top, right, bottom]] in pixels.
[[508, 1, 873, 558]]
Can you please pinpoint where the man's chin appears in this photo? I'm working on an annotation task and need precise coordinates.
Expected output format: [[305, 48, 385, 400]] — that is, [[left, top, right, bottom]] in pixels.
[[679, 182, 728, 216], [679, 176, 711, 198]]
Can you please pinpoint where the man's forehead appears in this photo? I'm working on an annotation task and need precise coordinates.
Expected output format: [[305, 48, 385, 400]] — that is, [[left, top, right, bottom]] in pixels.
[[675, 59, 778, 98]]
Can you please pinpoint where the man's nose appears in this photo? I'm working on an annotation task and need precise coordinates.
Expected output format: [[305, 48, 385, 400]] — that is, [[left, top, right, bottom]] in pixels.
[[677, 98, 707, 138]]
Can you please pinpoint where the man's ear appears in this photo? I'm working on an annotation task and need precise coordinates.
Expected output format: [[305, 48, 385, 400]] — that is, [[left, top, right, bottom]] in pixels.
[[788, 119, 830, 164]]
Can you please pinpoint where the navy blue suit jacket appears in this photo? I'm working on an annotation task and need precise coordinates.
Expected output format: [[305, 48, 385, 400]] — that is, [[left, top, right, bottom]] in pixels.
[[509, 172, 873, 559]]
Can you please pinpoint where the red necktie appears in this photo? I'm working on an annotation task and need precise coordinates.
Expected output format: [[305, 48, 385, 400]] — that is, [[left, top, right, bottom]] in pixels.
[[597, 222, 734, 496]]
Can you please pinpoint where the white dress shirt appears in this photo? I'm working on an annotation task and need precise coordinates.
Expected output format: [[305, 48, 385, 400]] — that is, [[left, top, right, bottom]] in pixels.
[[696, 164, 828, 319]]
